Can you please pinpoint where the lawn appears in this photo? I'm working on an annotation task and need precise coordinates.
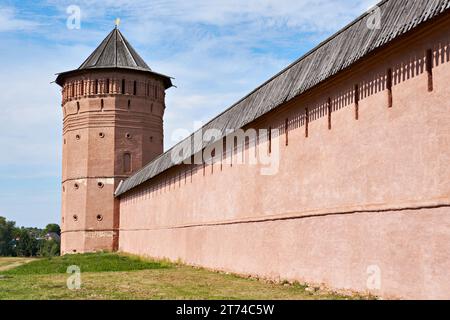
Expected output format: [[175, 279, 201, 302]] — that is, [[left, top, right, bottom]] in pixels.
[[0, 253, 368, 300]]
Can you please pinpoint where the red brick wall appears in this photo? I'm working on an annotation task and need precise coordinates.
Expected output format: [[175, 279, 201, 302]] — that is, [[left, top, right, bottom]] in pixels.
[[60, 70, 166, 254], [118, 17, 450, 299]]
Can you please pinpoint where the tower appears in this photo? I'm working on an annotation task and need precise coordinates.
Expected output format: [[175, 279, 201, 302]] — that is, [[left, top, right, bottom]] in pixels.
[[56, 27, 172, 254]]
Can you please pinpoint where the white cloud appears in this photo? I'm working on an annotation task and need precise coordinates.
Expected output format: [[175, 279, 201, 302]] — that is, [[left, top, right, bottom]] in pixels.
[[0, 7, 40, 32]]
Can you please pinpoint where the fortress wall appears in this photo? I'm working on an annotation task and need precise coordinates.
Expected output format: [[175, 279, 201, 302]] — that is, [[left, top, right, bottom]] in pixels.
[[118, 19, 450, 299]]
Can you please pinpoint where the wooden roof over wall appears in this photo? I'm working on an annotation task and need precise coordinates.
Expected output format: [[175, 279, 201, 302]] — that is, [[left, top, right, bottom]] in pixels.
[[115, 0, 450, 196]]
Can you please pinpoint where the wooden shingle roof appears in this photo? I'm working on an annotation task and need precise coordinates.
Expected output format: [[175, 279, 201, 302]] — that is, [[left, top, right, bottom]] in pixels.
[[115, 0, 450, 196], [55, 28, 172, 88]]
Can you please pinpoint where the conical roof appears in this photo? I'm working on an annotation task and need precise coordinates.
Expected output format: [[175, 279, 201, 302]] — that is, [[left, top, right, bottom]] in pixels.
[[56, 27, 172, 88], [79, 28, 151, 71]]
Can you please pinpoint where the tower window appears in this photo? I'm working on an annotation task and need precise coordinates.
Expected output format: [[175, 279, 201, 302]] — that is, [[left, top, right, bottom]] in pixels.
[[94, 80, 98, 94], [80, 80, 84, 96], [106, 79, 110, 94], [101, 99, 104, 110], [96, 214, 103, 221], [123, 153, 132, 173], [99, 132, 105, 138], [128, 100, 131, 109], [150, 136, 154, 142], [122, 79, 126, 94], [97, 182, 104, 188], [76, 102, 80, 113], [75, 134, 81, 140], [133, 81, 137, 95]]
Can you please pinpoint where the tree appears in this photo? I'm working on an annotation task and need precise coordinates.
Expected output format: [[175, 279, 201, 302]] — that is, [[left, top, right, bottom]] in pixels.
[[14, 228, 39, 257], [0, 216, 16, 256], [42, 224, 61, 236]]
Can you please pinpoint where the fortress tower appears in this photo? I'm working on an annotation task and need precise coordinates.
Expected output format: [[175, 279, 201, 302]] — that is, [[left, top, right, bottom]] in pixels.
[[56, 27, 172, 254]]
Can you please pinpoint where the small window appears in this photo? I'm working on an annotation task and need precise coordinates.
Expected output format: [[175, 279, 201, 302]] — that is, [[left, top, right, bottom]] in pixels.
[[133, 81, 137, 95], [122, 79, 126, 94], [101, 99, 104, 110], [96, 214, 103, 221], [125, 133, 132, 139], [123, 153, 132, 173], [128, 100, 131, 109], [97, 182, 104, 188], [76, 102, 80, 113], [80, 80, 84, 96], [150, 136, 154, 142], [94, 80, 98, 94], [106, 79, 110, 94], [99, 132, 105, 138], [73, 215, 78, 222], [74, 183, 79, 190], [75, 134, 81, 140]]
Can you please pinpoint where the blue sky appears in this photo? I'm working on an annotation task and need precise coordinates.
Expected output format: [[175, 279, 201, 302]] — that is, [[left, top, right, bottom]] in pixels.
[[0, 0, 376, 228]]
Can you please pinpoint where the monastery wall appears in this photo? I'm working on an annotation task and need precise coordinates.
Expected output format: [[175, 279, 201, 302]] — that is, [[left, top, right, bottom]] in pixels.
[[118, 19, 450, 299]]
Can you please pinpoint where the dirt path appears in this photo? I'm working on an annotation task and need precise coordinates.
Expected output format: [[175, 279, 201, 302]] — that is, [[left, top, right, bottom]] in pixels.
[[0, 258, 36, 272]]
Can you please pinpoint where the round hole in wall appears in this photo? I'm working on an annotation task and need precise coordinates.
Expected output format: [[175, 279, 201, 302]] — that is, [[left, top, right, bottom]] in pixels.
[[74, 183, 79, 190], [125, 133, 132, 139], [99, 132, 105, 138], [96, 214, 103, 221], [75, 134, 81, 140], [97, 182, 104, 188], [73, 215, 78, 222]]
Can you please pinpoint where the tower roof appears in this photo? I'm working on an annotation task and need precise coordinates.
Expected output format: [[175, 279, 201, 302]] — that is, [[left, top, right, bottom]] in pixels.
[[79, 27, 151, 71], [55, 27, 172, 88]]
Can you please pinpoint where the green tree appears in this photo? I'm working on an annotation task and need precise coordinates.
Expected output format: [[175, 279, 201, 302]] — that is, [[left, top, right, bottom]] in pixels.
[[42, 223, 61, 236], [0, 216, 17, 256], [39, 239, 60, 257], [14, 228, 39, 257]]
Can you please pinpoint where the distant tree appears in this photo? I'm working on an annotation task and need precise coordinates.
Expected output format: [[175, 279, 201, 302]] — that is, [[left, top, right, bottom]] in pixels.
[[0, 216, 17, 256], [39, 239, 60, 257], [42, 224, 61, 236], [14, 228, 39, 257]]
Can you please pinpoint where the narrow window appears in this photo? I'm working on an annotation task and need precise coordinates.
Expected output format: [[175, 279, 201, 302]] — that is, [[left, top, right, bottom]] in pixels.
[[100, 99, 104, 110], [354, 84, 360, 120], [151, 104, 154, 113], [154, 86, 158, 99], [133, 81, 137, 95], [128, 100, 131, 109], [387, 68, 393, 108], [80, 80, 84, 96], [121, 79, 126, 94], [76, 102, 80, 113], [305, 107, 309, 138], [123, 153, 132, 173], [94, 80, 98, 94], [327, 98, 332, 130], [268, 127, 272, 154], [106, 79, 110, 94], [426, 49, 433, 92], [285, 118, 289, 146], [71, 83, 75, 97]]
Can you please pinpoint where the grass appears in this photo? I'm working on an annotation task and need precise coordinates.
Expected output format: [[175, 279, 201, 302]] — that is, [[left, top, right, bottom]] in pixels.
[[0, 253, 369, 300]]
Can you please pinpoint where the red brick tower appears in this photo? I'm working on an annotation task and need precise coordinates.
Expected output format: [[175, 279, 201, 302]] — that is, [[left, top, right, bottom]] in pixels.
[[56, 27, 172, 254]]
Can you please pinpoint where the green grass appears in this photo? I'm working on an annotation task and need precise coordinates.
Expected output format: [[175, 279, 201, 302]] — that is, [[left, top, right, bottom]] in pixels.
[[2, 252, 169, 275], [0, 254, 371, 300]]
